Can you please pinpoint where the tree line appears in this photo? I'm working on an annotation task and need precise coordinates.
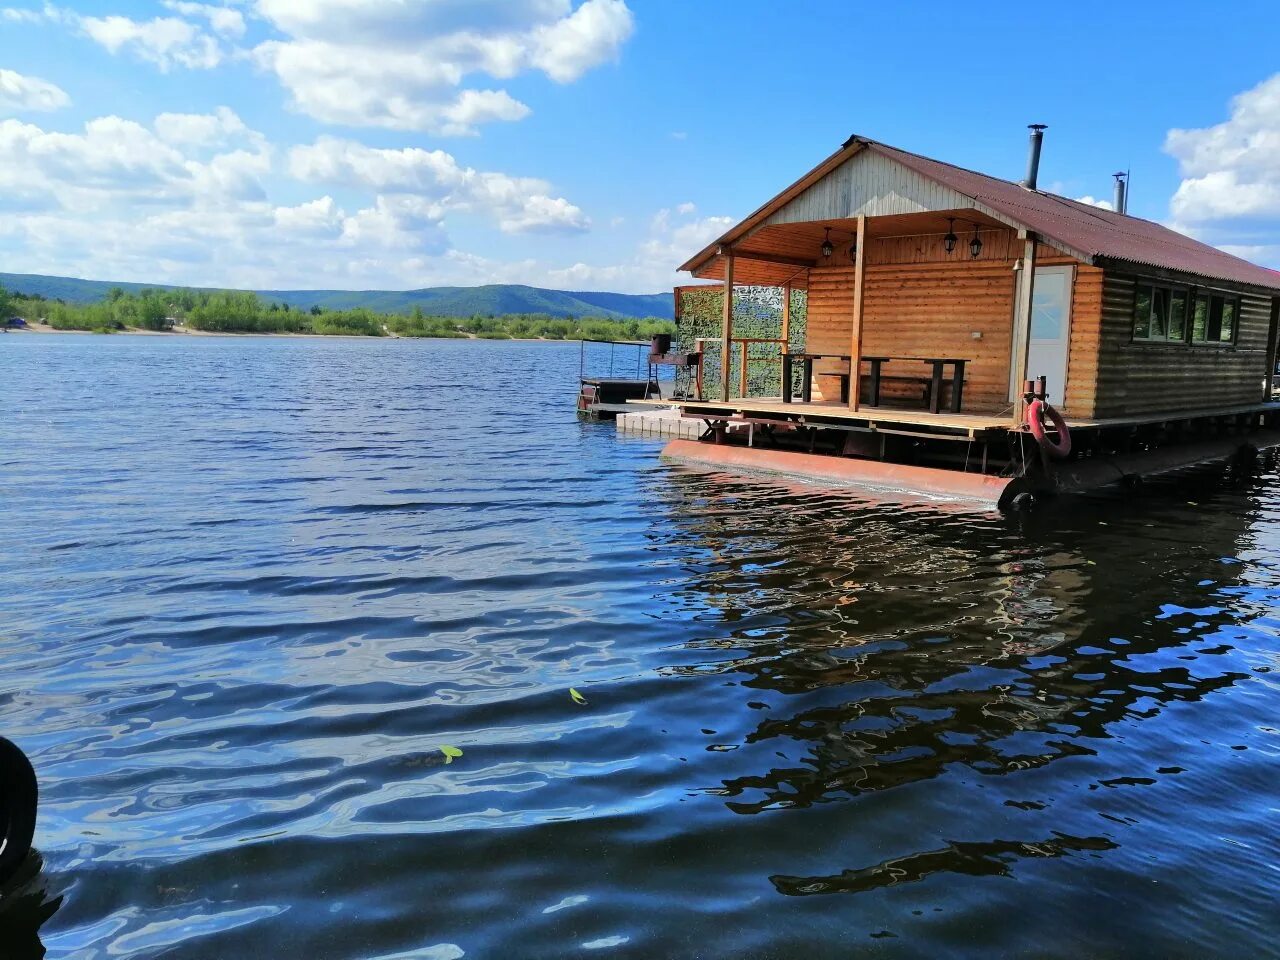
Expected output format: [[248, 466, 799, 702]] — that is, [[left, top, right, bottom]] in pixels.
[[2, 284, 674, 342]]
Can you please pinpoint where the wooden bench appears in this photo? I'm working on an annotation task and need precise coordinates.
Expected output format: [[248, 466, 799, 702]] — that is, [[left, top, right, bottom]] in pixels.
[[863, 356, 969, 414], [863, 374, 968, 410], [815, 372, 969, 409], [816, 372, 851, 404]]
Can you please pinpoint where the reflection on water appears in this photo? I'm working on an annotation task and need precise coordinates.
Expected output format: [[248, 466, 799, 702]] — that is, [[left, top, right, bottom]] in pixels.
[[0, 335, 1277, 958]]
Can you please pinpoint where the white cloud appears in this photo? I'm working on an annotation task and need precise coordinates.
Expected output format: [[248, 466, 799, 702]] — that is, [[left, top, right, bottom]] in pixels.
[[1073, 195, 1114, 211], [79, 14, 223, 70], [0, 110, 269, 214], [154, 105, 255, 147], [289, 136, 588, 233], [337, 194, 449, 252], [1, 6, 43, 22], [6, 4, 235, 70], [0, 67, 69, 112], [272, 195, 341, 237], [254, 37, 534, 134], [162, 1, 246, 38], [548, 204, 734, 292], [1163, 73, 1280, 268], [250, 0, 633, 133], [0, 109, 608, 290], [6, 1, 634, 136], [529, 0, 632, 82]]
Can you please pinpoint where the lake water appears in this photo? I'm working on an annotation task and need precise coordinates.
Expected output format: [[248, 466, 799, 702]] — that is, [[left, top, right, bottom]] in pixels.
[[1, 334, 1277, 959]]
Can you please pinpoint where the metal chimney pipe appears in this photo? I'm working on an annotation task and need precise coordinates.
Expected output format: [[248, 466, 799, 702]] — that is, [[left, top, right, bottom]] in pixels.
[[1112, 172, 1127, 214], [1023, 124, 1047, 191]]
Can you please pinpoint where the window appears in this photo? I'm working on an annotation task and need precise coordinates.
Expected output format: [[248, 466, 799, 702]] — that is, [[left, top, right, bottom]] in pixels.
[[1169, 290, 1187, 340], [1191, 292, 1240, 344], [1133, 281, 1240, 345], [1191, 294, 1209, 341], [1132, 283, 1183, 342], [1134, 287, 1151, 339]]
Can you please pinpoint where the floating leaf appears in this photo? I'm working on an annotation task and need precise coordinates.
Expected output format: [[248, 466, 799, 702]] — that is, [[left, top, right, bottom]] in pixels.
[[570, 688, 588, 705], [439, 745, 463, 764]]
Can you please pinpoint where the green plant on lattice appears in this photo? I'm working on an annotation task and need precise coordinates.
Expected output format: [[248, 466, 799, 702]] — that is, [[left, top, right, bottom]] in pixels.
[[677, 286, 807, 399]]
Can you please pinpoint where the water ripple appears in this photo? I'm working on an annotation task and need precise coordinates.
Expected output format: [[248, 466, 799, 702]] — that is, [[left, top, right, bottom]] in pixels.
[[0, 336, 1277, 958]]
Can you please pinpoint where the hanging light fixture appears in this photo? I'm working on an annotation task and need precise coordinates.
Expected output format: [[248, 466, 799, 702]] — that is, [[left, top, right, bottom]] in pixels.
[[943, 218, 958, 255], [820, 226, 833, 259], [847, 237, 858, 262], [969, 222, 983, 258]]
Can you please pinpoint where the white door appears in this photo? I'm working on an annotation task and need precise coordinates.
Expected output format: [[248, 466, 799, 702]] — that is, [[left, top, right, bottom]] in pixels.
[[1017, 265, 1073, 405]]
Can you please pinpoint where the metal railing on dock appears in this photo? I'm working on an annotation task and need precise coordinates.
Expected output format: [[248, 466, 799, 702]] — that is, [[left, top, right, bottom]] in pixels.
[[578, 338, 650, 381]]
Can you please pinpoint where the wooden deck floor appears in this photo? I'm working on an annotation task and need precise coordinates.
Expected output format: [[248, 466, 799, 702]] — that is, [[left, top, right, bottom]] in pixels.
[[639, 397, 1280, 440], [639, 397, 1015, 438]]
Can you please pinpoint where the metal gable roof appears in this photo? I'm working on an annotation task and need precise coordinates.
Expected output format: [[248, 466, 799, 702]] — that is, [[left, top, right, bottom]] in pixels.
[[681, 134, 1280, 293], [862, 139, 1280, 291]]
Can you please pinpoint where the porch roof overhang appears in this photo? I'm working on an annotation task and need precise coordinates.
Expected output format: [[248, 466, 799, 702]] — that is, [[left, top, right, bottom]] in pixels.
[[689, 210, 1015, 288]]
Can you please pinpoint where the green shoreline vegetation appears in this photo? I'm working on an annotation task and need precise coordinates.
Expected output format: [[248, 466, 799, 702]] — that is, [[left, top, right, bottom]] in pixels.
[[1, 284, 674, 342]]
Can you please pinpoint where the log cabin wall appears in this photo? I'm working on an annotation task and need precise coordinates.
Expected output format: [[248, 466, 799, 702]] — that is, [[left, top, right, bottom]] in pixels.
[[805, 229, 1101, 416], [1092, 273, 1274, 418], [1061, 262, 1104, 420]]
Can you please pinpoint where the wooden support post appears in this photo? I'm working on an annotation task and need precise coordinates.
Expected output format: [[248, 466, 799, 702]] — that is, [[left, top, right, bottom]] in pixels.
[[739, 339, 749, 398], [780, 281, 791, 395], [720, 250, 734, 402], [1011, 231, 1038, 425], [848, 214, 867, 411], [1265, 297, 1279, 401]]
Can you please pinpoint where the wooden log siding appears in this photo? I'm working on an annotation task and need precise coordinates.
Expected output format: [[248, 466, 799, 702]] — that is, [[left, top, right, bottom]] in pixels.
[[1063, 263, 1104, 419], [807, 260, 1014, 411], [1092, 273, 1274, 418], [803, 227, 1104, 416]]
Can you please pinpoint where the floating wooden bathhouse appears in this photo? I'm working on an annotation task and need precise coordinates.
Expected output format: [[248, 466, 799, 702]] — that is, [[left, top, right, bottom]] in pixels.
[[656, 126, 1280, 505]]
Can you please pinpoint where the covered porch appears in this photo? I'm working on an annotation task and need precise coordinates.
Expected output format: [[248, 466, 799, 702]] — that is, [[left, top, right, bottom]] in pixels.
[[686, 208, 1058, 425]]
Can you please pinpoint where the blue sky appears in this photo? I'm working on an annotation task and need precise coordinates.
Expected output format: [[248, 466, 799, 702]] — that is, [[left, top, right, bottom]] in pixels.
[[0, 0, 1277, 292]]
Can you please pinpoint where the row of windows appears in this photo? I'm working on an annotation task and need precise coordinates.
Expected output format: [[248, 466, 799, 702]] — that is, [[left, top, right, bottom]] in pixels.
[[1133, 283, 1239, 344]]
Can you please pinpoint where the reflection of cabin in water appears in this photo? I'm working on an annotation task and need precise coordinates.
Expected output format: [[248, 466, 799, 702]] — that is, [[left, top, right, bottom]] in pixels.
[[657, 127, 1280, 504]]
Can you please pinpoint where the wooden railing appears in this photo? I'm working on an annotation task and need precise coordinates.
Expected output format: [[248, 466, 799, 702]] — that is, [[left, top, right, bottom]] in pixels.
[[694, 336, 790, 399]]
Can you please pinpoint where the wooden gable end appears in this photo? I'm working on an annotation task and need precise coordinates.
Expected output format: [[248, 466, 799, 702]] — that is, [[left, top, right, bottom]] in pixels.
[[763, 149, 983, 227]]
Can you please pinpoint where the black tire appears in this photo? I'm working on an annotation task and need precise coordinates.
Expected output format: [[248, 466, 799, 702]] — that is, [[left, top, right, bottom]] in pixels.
[[0, 738, 36, 888]]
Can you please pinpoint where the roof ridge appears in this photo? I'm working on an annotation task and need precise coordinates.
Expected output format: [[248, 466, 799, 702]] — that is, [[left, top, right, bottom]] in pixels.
[[858, 135, 1169, 230], [854, 135, 1025, 191]]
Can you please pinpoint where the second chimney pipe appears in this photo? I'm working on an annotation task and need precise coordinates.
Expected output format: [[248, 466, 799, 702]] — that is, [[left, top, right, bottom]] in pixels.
[[1023, 124, 1047, 191], [1112, 171, 1128, 214]]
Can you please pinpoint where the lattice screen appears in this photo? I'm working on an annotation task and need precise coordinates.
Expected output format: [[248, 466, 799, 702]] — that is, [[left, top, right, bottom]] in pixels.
[[676, 286, 808, 399]]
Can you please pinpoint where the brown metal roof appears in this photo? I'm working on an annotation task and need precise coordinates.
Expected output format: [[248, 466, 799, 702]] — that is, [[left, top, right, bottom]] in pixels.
[[681, 135, 1280, 293], [862, 139, 1280, 291]]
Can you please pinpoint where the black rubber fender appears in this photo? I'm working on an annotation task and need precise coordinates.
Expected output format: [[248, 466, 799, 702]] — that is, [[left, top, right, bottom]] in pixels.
[[0, 738, 36, 888]]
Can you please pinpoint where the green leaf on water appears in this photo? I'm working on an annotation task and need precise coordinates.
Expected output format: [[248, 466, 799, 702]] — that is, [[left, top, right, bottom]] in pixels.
[[570, 688, 588, 705], [440, 745, 463, 764]]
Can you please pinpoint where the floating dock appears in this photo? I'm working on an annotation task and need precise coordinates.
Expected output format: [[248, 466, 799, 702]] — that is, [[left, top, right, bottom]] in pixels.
[[648, 397, 1280, 508]]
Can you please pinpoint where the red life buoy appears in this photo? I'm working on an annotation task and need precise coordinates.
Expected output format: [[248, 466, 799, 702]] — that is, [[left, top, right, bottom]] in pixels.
[[1026, 399, 1072, 459]]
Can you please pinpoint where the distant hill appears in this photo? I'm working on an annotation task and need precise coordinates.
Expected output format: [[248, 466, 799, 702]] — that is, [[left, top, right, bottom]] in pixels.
[[0, 273, 673, 320]]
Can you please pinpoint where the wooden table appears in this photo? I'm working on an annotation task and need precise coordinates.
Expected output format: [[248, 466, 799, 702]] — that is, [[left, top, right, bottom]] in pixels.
[[781, 352, 852, 404], [863, 356, 968, 414]]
